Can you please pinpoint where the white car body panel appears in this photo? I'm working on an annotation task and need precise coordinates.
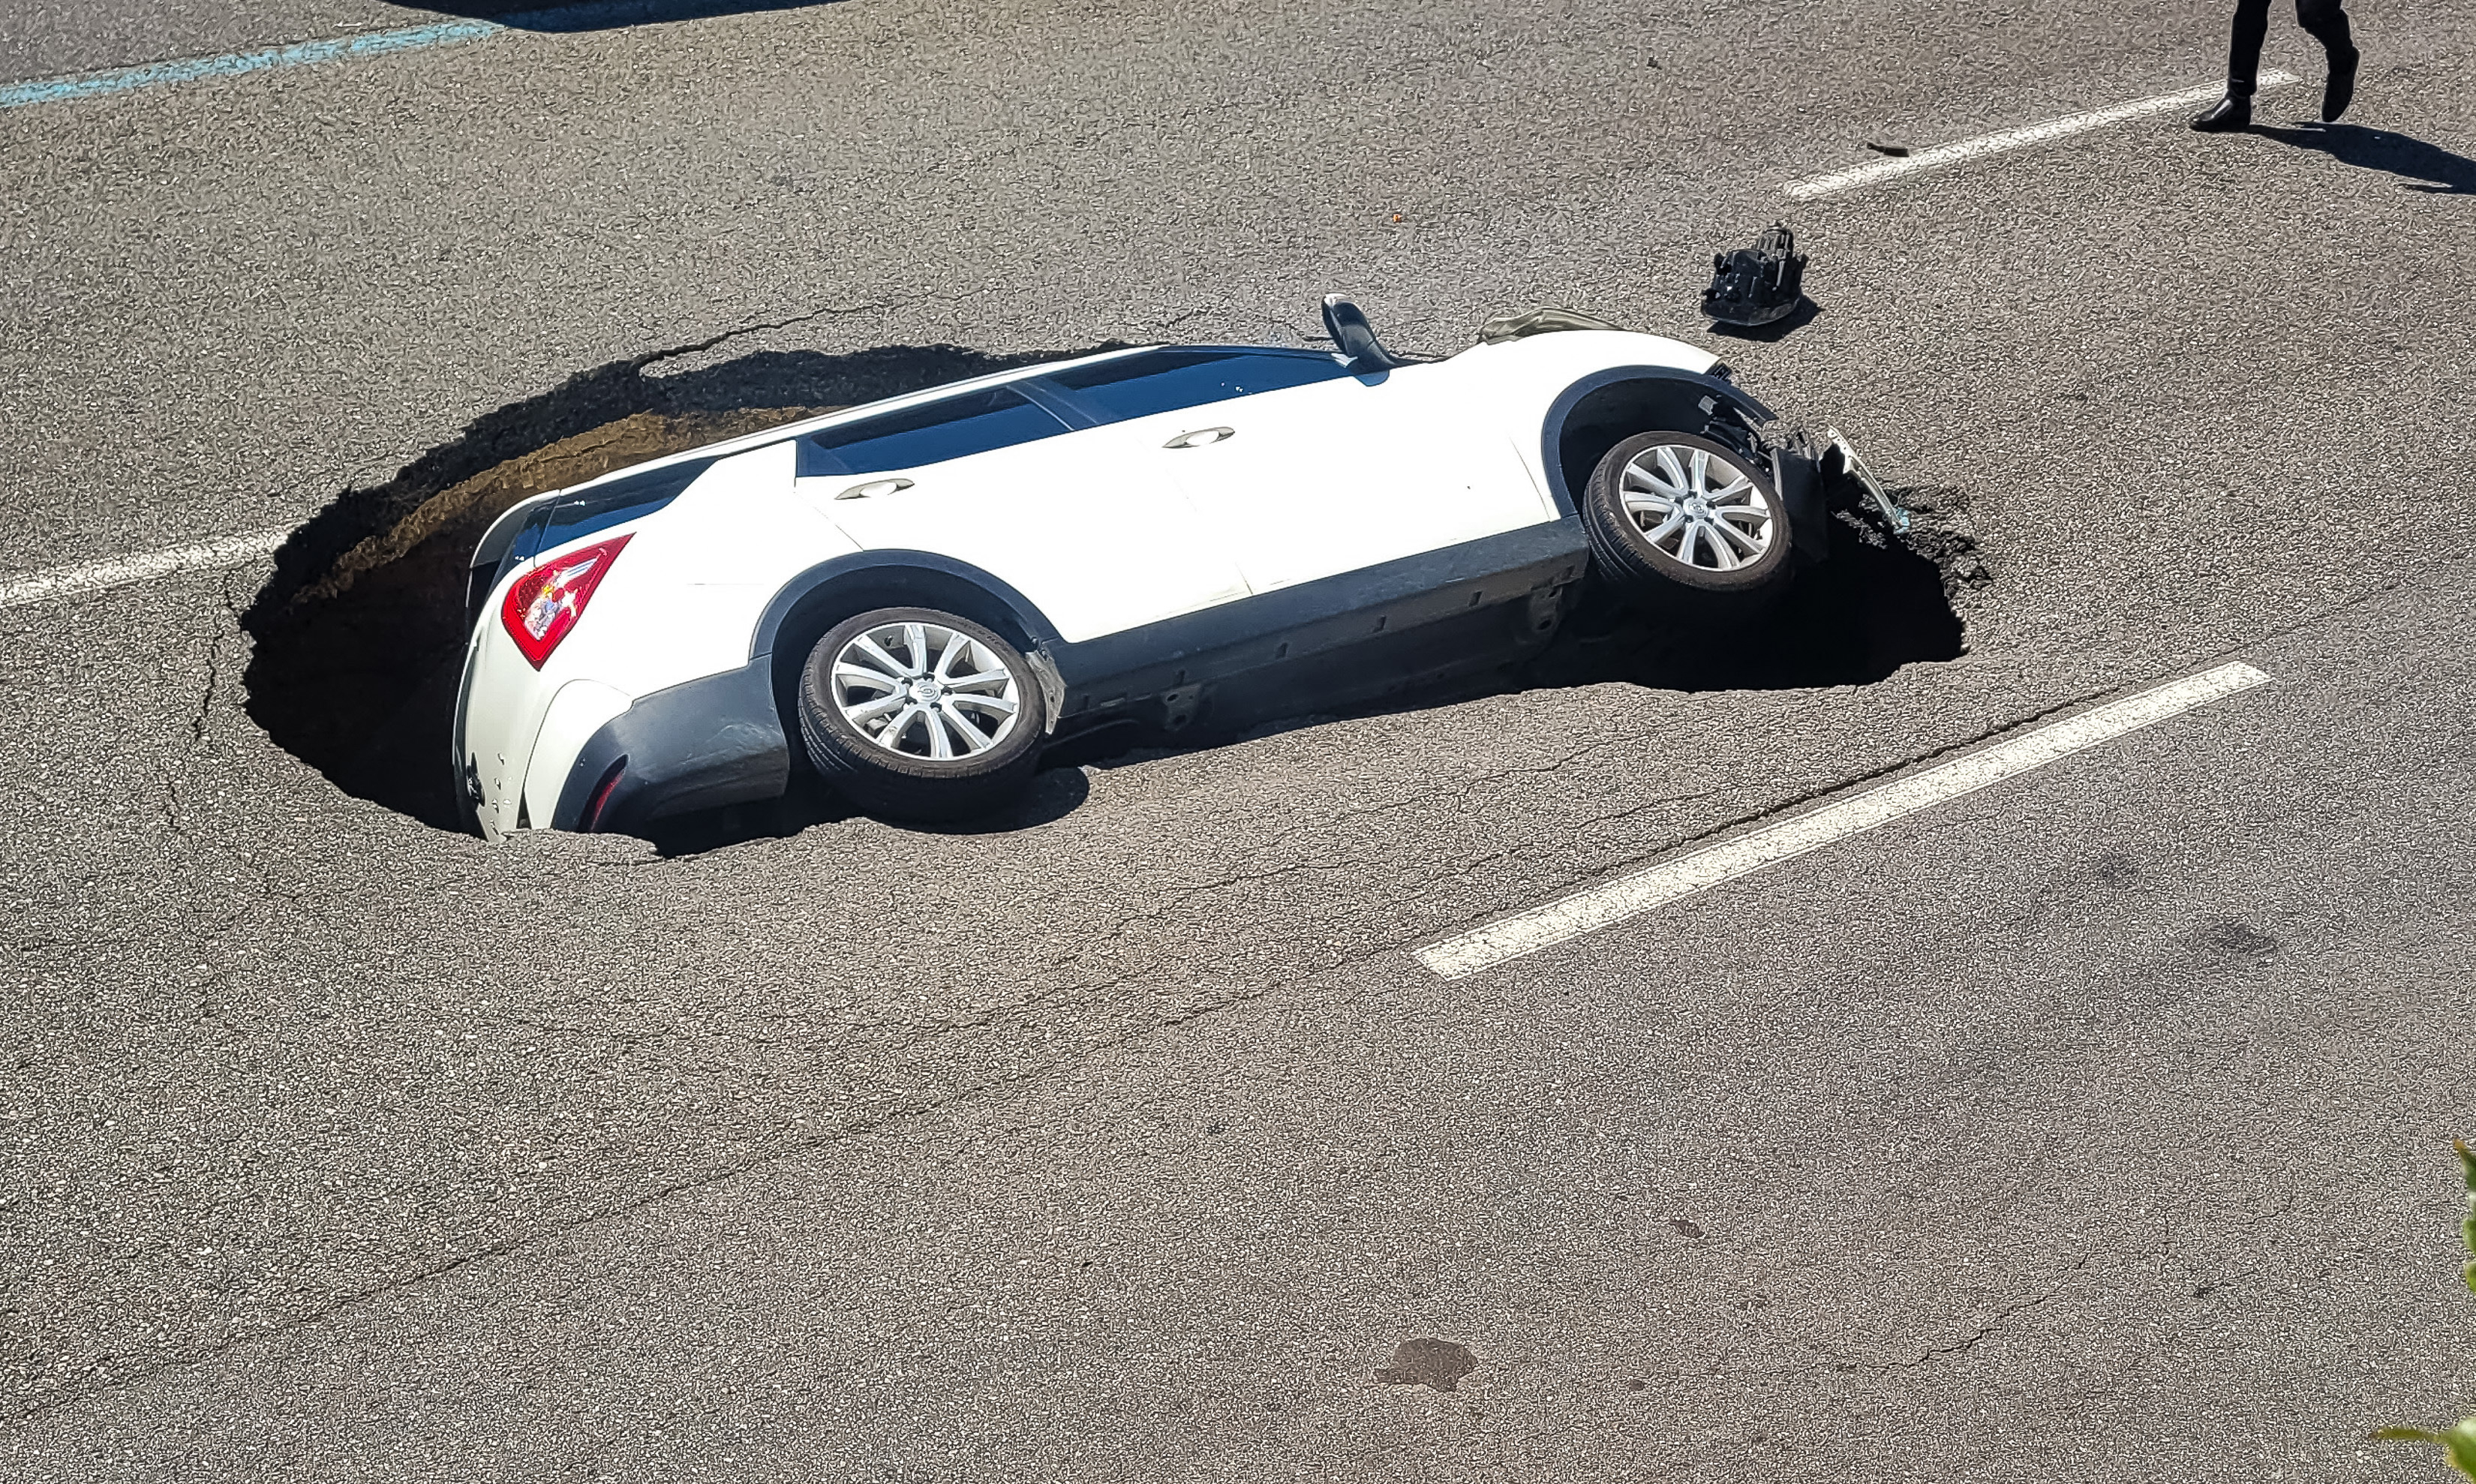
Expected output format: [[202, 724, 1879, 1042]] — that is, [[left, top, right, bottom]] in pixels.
[[807, 416, 1249, 644], [1150, 363, 1552, 593], [550, 442, 847, 694], [1447, 327, 1720, 476], [453, 325, 1746, 839], [462, 593, 554, 837], [458, 438, 858, 835]]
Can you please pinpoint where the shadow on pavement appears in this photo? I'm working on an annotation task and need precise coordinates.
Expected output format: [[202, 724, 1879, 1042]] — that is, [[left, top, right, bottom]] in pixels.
[[1707, 296, 1822, 343], [396, 0, 839, 31], [245, 339, 1982, 855], [2255, 122, 2476, 194]]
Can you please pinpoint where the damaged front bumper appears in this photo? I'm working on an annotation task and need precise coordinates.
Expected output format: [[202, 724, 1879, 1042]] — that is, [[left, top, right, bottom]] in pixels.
[[1822, 425, 1910, 533], [1765, 423, 1910, 572]]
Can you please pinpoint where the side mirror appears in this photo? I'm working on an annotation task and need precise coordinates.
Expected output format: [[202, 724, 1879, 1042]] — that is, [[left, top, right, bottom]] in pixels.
[[1320, 294, 1402, 372]]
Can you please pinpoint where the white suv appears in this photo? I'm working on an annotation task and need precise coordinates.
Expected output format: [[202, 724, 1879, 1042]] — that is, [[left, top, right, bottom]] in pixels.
[[454, 299, 1857, 836]]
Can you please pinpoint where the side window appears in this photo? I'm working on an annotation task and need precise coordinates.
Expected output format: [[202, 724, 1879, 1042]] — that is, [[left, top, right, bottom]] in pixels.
[[1044, 350, 1354, 423], [801, 386, 1070, 477]]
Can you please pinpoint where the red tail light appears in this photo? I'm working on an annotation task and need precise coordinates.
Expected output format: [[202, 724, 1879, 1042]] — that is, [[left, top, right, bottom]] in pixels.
[[500, 534, 631, 668]]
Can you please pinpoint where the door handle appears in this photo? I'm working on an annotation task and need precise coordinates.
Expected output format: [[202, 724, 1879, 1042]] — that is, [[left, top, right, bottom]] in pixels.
[[834, 477, 913, 501], [1164, 426, 1234, 449]]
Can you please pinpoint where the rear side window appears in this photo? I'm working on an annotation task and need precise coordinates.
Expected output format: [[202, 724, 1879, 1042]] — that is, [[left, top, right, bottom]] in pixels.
[[1044, 350, 1352, 422], [801, 386, 1070, 477], [505, 462, 708, 566]]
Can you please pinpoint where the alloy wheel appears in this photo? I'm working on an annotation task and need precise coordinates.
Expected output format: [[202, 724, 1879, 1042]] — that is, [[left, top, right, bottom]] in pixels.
[[1619, 443, 1776, 572], [829, 619, 1023, 761]]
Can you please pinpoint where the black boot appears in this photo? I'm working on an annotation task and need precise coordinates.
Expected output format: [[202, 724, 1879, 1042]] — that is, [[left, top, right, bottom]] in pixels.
[[2323, 45, 2359, 122], [2192, 94, 2252, 132]]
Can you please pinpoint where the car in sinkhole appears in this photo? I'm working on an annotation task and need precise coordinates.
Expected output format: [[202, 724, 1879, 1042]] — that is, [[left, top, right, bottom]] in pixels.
[[453, 296, 1895, 837]]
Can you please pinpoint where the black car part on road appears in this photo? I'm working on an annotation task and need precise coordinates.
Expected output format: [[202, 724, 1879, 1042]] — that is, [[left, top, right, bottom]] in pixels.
[[1702, 224, 1808, 327]]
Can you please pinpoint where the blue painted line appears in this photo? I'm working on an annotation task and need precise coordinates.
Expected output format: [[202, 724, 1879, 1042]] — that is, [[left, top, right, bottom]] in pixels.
[[0, 1, 813, 111], [0, 20, 504, 110]]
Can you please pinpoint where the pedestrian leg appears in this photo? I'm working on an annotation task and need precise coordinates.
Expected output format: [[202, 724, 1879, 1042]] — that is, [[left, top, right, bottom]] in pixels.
[[2228, 0, 2276, 98], [2299, 0, 2360, 121], [2197, 0, 2276, 130]]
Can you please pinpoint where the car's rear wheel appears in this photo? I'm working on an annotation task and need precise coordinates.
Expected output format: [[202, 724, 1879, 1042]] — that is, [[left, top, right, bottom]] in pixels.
[[798, 607, 1047, 822], [1581, 431, 1794, 609]]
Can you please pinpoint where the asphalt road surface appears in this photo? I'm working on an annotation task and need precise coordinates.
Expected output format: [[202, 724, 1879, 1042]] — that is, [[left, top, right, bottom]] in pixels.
[[5, 1, 2474, 1479]]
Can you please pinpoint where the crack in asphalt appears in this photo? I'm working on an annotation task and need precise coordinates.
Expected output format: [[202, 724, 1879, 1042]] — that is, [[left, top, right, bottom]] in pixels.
[[1825, 1253, 2093, 1376], [155, 572, 244, 840], [0, 666, 2228, 1417], [630, 298, 906, 375], [10, 677, 2103, 1417], [0, 962, 1273, 1425]]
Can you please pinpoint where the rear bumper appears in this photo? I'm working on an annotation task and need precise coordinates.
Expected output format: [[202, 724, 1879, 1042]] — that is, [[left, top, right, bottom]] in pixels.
[[549, 660, 791, 833]]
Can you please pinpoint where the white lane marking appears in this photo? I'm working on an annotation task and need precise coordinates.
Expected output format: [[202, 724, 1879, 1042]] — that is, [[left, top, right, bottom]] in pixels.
[[1417, 662, 2275, 980], [0, 529, 290, 608], [1783, 71, 2300, 199]]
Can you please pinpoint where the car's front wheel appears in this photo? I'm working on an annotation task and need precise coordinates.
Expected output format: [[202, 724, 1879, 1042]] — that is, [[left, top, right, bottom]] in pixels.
[[1581, 431, 1794, 609], [798, 607, 1047, 822]]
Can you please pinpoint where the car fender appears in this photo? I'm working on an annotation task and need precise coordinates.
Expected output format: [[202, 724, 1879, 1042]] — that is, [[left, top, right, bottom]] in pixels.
[[1428, 332, 1771, 514]]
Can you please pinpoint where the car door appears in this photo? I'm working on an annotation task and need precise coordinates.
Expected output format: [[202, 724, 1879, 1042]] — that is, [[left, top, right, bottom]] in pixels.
[[801, 383, 1250, 644], [1043, 350, 1551, 594]]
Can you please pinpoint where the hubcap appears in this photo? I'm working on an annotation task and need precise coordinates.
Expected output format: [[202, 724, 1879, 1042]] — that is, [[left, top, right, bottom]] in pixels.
[[1618, 443, 1775, 572], [830, 620, 1022, 761]]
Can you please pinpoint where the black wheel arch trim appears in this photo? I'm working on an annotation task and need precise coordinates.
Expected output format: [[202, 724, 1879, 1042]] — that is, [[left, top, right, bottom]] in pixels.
[[748, 551, 1072, 765], [1537, 365, 1777, 518], [750, 549, 1068, 662]]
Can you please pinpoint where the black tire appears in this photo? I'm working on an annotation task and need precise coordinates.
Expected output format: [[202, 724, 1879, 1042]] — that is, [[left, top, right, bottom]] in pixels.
[[1581, 431, 1795, 611], [798, 606, 1047, 822]]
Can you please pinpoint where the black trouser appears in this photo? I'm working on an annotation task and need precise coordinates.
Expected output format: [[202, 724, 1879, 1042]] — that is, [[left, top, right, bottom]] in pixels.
[[2228, 0, 2354, 98]]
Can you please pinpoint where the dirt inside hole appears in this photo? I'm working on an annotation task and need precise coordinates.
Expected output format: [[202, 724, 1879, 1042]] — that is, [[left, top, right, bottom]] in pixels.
[[242, 340, 1984, 843]]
